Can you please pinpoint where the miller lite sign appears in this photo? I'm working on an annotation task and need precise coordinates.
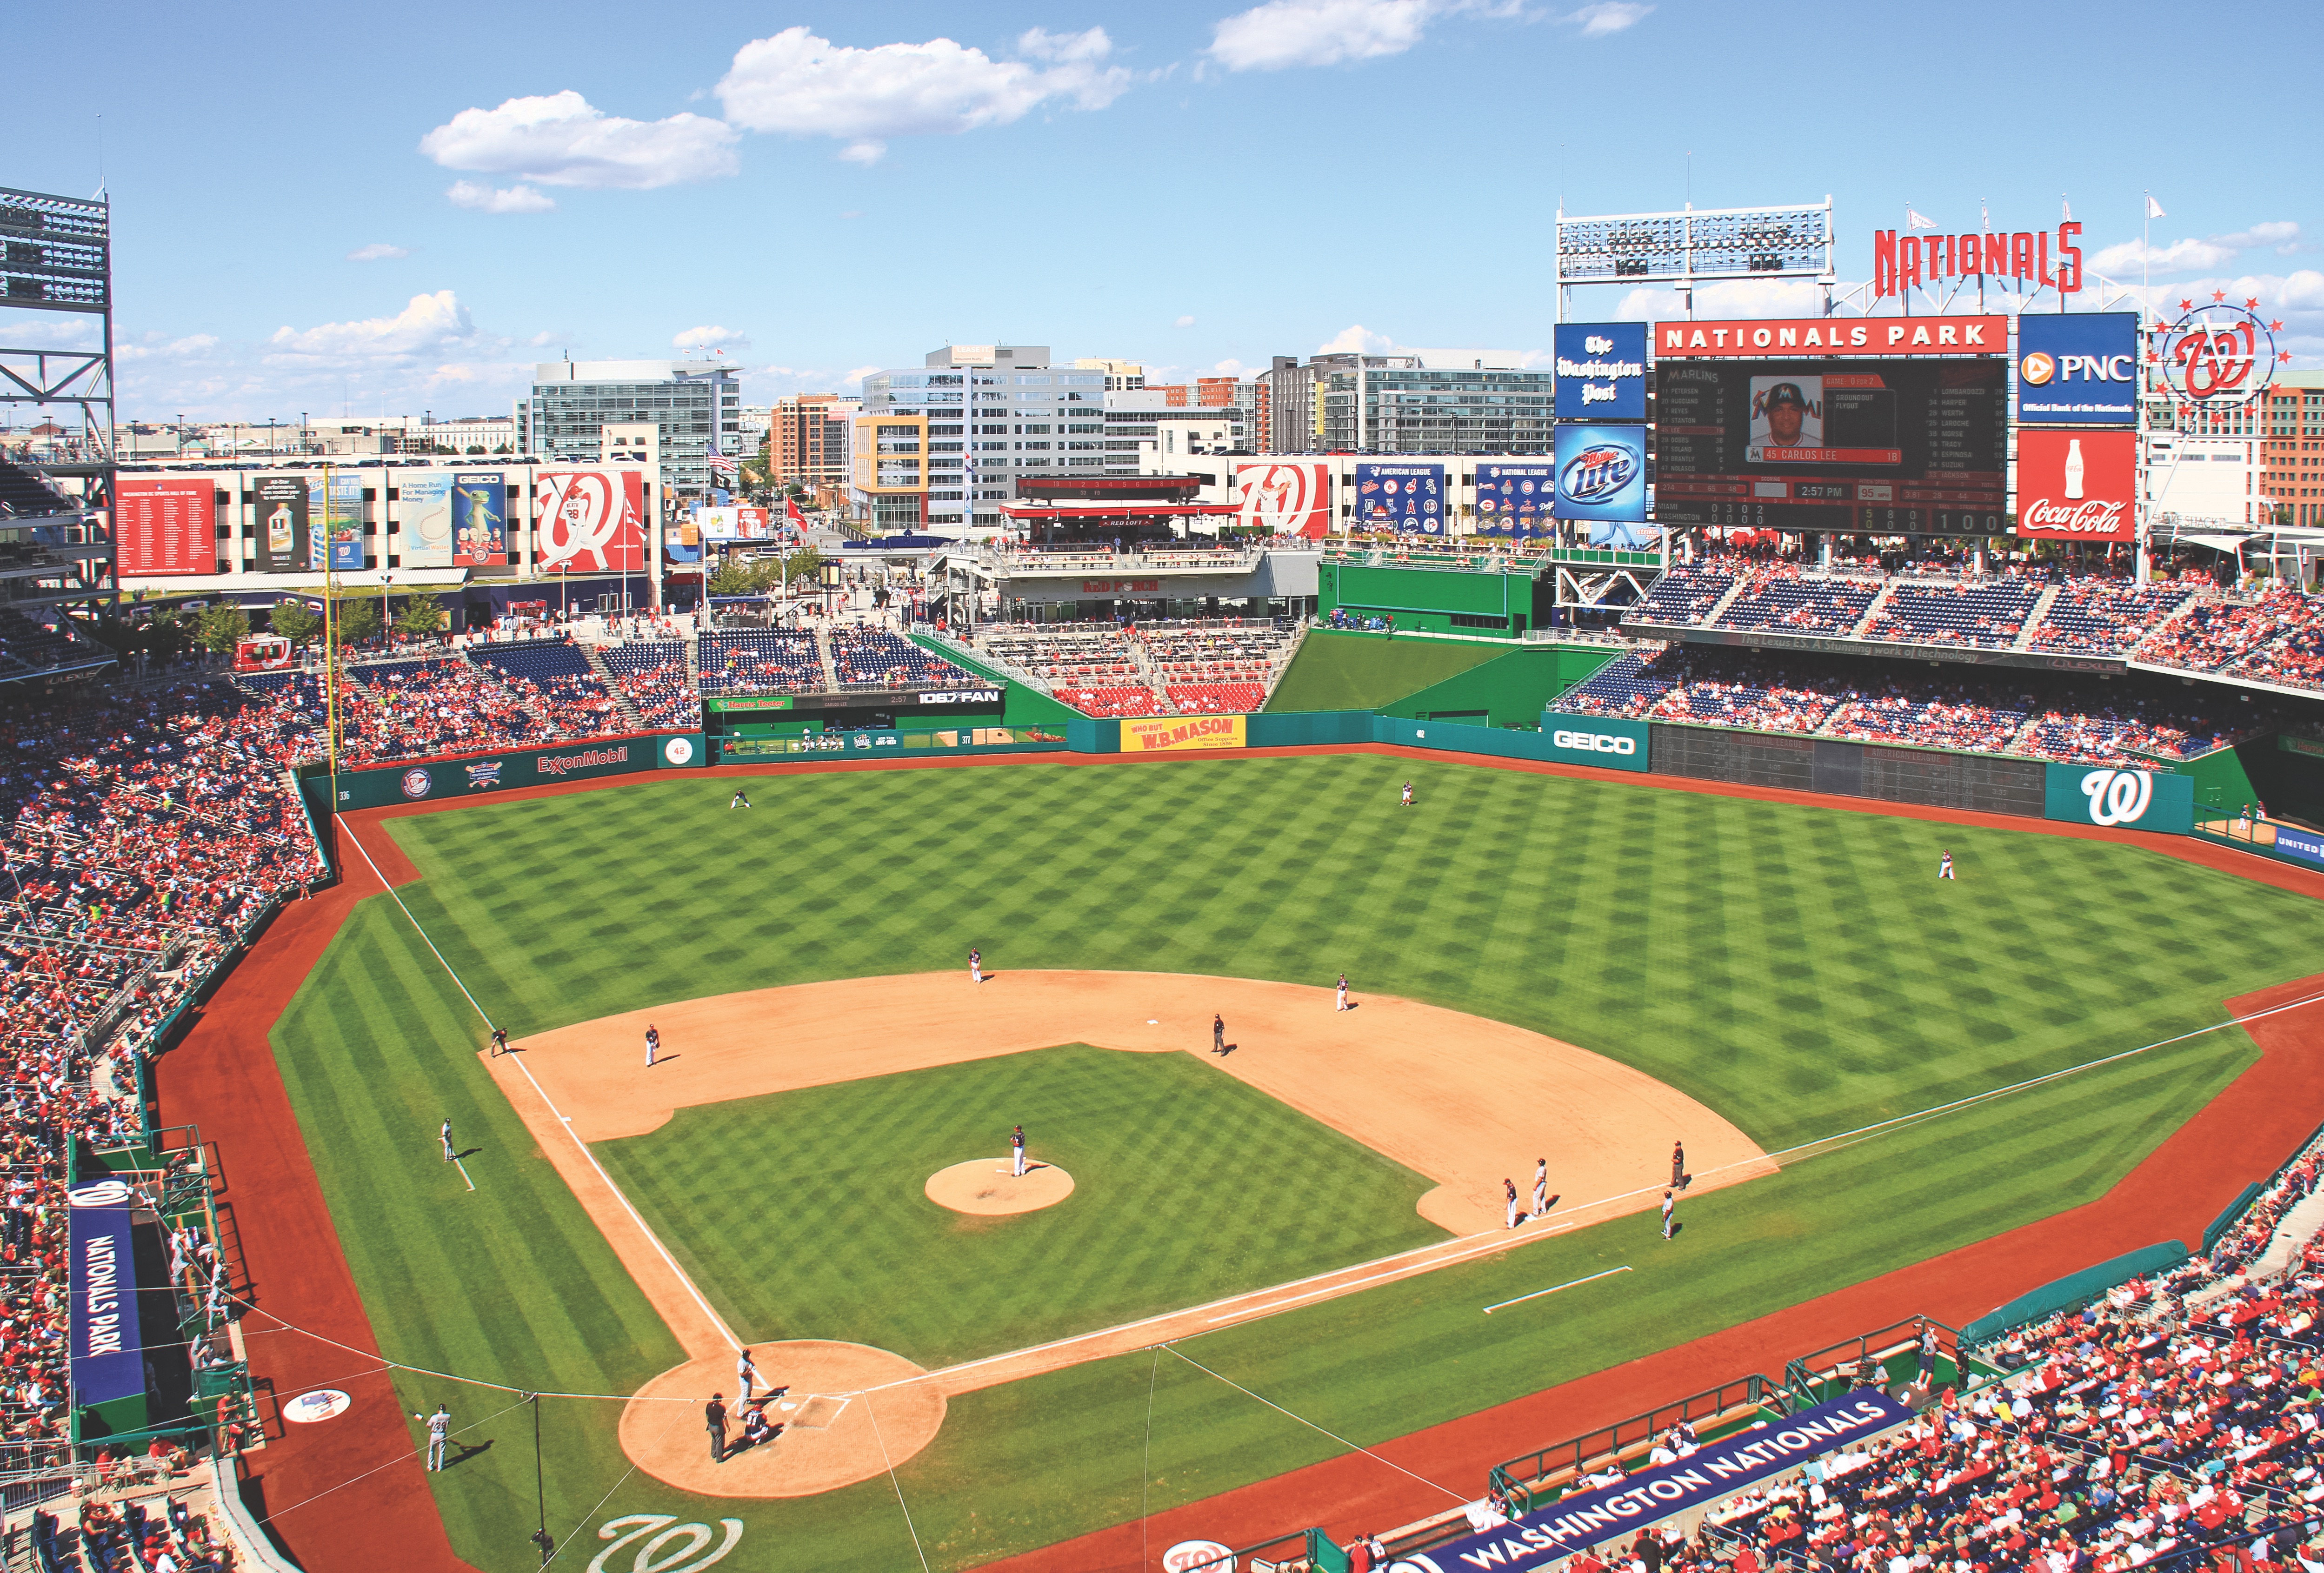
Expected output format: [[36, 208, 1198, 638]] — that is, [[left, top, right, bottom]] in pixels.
[[2016, 429, 2134, 541]]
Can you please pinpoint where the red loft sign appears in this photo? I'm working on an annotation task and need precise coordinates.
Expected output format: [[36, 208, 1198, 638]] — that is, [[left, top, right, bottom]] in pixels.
[[1653, 317, 2005, 358], [1873, 223, 2084, 299]]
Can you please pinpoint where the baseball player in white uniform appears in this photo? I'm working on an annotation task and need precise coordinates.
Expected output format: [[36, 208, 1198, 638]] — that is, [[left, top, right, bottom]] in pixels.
[[1532, 1159, 1549, 1221], [420, 1404, 450, 1470], [737, 1348, 760, 1405], [1010, 1124, 1026, 1178], [1336, 973, 1349, 1012], [440, 1120, 454, 1162]]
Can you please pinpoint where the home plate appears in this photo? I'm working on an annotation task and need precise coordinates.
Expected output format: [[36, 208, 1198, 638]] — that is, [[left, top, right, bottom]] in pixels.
[[790, 1395, 846, 1430]]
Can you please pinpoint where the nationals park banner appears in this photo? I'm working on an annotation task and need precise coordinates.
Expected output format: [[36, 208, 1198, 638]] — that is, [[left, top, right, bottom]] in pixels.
[[1407, 1393, 1915, 1573], [68, 1179, 145, 1411], [537, 470, 647, 573], [1122, 715, 1246, 754]]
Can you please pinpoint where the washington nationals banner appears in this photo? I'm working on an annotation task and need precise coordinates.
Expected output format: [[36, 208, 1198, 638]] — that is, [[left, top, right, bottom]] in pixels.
[[1235, 462, 1332, 539], [310, 473, 366, 572], [1405, 1394, 1915, 1573], [69, 1179, 145, 1409], [2042, 763, 2193, 834], [536, 469, 647, 573], [1354, 463, 1446, 534]]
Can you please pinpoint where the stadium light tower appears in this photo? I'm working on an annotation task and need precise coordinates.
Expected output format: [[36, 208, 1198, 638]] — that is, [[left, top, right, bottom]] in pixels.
[[1553, 199, 1836, 322]]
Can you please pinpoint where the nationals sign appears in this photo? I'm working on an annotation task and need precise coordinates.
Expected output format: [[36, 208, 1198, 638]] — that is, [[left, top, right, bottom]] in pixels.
[[1235, 461, 1332, 539], [2016, 429, 2135, 541], [1656, 318, 2005, 358], [536, 470, 647, 572]]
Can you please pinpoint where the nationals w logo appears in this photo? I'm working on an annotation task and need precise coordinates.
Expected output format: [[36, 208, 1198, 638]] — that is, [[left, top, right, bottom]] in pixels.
[[2080, 769, 2154, 826]]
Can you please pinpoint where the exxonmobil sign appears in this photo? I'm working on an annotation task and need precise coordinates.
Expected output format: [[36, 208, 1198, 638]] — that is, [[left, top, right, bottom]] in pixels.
[[1541, 713, 1650, 772], [1653, 317, 2004, 358]]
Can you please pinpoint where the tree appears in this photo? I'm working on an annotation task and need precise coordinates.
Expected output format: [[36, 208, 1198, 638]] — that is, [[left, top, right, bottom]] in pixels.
[[271, 602, 322, 645], [707, 560, 758, 596], [196, 603, 251, 657], [783, 546, 821, 589], [395, 597, 446, 639], [467, 444, 487, 455], [332, 598, 380, 647]]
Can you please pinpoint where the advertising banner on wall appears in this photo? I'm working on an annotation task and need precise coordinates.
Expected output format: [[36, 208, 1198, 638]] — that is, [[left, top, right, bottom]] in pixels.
[[116, 476, 213, 576], [397, 472, 455, 568], [310, 473, 366, 572], [1352, 463, 1445, 534], [2042, 763, 2194, 834], [694, 505, 770, 540], [1553, 424, 1652, 546], [1122, 715, 1246, 754], [253, 475, 310, 573], [1474, 463, 1557, 537], [1540, 713, 1651, 772], [662, 518, 703, 565], [536, 470, 646, 573], [2016, 430, 2135, 540], [1234, 461, 1332, 538], [68, 1180, 145, 1410], [450, 472, 508, 567], [1409, 1393, 1916, 1573], [2016, 312, 2140, 426], [1555, 322, 1648, 420], [1655, 317, 2007, 358]]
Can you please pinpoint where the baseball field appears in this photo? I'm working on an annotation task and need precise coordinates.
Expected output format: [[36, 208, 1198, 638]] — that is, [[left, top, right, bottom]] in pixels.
[[254, 749, 2324, 1571]]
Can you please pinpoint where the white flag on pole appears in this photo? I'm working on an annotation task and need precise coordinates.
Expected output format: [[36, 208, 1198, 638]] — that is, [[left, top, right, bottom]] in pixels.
[[2145, 194, 2166, 219], [1906, 208, 1937, 230]]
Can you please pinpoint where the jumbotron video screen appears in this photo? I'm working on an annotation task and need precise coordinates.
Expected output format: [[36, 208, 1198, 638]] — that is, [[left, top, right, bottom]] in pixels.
[[1654, 359, 2008, 534]]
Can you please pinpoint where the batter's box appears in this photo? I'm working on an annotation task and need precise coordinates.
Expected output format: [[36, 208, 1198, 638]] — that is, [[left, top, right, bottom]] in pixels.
[[785, 1394, 848, 1431]]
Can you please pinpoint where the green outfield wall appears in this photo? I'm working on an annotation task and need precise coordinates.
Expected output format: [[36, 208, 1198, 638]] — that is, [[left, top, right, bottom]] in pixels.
[[1380, 644, 1624, 729], [1318, 561, 1544, 637]]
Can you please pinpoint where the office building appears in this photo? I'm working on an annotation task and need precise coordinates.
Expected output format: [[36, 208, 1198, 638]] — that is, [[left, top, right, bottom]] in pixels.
[[1256, 351, 1556, 454], [523, 358, 743, 500], [770, 394, 859, 492], [855, 345, 1106, 532], [2261, 371, 2324, 528]]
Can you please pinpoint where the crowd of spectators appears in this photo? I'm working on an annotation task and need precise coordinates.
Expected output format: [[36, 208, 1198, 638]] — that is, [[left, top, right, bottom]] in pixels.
[[2030, 585, 2202, 658], [699, 630, 825, 696], [1556, 648, 2282, 766], [599, 641, 701, 730], [469, 642, 625, 735], [828, 629, 981, 689], [2121, 591, 2322, 677], [1717, 565, 1886, 636]]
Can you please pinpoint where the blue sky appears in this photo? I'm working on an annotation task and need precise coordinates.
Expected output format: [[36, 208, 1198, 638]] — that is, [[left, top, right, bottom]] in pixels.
[[14, 0, 2319, 422]]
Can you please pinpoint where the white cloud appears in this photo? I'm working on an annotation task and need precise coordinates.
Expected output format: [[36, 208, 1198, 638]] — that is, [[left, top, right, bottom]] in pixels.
[[420, 90, 739, 189], [673, 325, 749, 352], [1318, 323, 1394, 353], [346, 242, 411, 262], [446, 180, 556, 214], [1211, 0, 1434, 71], [115, 334, 220, 363], [1175, 315, 1197, 328], [1213, 358, 1251, 376], [2215, 221, 2303, 253], [1565, 2, 1652, 36], [716, 27, 1129, 159], [844, 364, 883, 385], [2088, 236, 2237, 276], [267, 291, 478, 363], [1611, 277, 1827, 321]]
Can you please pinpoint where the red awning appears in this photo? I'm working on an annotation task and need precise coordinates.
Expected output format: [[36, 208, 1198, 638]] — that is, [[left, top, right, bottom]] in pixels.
[[999, 504, 1235, 518]]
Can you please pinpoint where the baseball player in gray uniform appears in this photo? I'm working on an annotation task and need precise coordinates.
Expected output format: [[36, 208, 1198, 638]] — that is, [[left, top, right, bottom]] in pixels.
[[1010, 1124, 1027, 1178]]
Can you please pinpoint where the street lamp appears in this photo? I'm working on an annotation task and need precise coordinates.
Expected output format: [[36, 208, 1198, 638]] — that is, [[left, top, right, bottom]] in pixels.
[[381, 571, 393, 652]]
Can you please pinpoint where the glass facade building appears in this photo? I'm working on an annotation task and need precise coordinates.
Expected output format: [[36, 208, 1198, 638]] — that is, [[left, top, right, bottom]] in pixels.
[[1319, 362, 1556, 453], [856, 347, 1112, 530], [524, 359, 743, 500]]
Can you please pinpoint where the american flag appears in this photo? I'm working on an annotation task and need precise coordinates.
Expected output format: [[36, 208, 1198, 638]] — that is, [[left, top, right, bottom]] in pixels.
[[706, 446, 738, 479]]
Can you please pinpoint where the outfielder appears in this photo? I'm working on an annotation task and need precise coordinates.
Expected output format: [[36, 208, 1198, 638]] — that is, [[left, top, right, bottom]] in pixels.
[[419, 1404, 450, 1470], [1400, 780, 1414, 809], [1938, 849, 1955, 880], [1011, 1124, 1027, 1178], [440, 1120, 454, 1162], [1661, 1190, 1677, 1240]]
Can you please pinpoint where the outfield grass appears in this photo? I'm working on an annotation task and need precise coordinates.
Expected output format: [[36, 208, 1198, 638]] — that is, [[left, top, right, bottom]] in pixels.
[[262, 753, 2324, 1570], [595, 1046, 1447, 1369], [1264, 630, 1502, 712]]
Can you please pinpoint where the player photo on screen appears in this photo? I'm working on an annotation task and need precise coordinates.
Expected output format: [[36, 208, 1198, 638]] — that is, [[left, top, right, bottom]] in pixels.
[[1747, 376, 1825, 462]]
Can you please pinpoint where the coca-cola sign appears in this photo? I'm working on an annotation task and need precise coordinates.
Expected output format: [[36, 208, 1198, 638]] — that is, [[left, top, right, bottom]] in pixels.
[[2016, 430, 2135, 542]]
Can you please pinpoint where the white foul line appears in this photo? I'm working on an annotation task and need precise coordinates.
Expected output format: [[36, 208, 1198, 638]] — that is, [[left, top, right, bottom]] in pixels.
[[1483, 1264, 1632, 1315], [453, 1156, 476, 1193]]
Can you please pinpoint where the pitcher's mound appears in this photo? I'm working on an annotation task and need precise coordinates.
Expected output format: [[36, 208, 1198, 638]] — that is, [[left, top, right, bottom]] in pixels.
[[619, 1340, 942, 1499], [925, 1158, 1075, 1215]]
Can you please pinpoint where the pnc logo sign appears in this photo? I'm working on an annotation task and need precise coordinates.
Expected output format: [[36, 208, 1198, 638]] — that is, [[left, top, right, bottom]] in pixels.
[[2018, 350, 2132, 386], [1553, 730, 1637, 756]]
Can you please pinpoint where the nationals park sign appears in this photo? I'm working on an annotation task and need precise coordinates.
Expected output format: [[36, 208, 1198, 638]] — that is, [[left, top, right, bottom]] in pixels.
[[1406, 1393, 1915, 1572]]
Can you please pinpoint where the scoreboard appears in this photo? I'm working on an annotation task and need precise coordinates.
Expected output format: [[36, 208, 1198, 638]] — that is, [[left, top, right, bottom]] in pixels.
[[1653, 358, 2007, 536]]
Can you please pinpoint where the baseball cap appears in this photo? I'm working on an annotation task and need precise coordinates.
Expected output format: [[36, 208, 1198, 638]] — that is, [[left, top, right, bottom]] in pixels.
[[1765, 383, 1807, 409]]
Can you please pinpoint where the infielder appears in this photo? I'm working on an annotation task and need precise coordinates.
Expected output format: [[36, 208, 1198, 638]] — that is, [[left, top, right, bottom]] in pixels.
[[1504, 1177, 1519, 1229], [440, 1120, 454, 1162], [1938, 849, 1955, 880], [419, 1404, 450, 1471], [1212, 1013, 1226, 1055], [1011, 1124, 1027, 1178], [1532, 1159, 1549, 1220], [1336, 973, 1349, 1012], [969, 947, 982, 985], [645, 1023, 660, 1067]]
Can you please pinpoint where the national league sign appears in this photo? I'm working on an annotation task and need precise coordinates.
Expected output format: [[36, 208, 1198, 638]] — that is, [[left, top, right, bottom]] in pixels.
[[2016, 429, 2134, 541]]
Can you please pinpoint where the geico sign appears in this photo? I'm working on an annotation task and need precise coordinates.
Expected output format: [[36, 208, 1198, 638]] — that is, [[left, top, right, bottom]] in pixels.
[[1552, 729, 1637, 756], [2080, 768, 2153, 826]]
